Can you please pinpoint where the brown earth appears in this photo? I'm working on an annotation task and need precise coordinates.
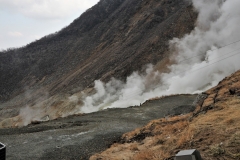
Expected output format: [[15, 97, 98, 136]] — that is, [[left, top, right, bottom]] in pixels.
[[90, 70, 240, 160]]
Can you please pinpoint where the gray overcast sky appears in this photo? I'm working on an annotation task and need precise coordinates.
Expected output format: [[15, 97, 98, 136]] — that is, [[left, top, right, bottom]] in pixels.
[[0, 0, 99, 50]]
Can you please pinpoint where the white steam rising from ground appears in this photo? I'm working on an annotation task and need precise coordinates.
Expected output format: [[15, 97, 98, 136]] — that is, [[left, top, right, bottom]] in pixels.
[[7, 0, 240, 127], [80, 0, 240, 113]]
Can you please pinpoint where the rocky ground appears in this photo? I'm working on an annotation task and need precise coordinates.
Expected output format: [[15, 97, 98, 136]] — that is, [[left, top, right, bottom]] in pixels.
[[0, 94, 197, 160], [91, 70, 240, 160]]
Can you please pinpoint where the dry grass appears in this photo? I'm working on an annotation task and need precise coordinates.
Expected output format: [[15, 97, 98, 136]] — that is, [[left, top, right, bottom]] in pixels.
[[91, 97, 240, 160], [90, 70, 240, 160], [132, 149, 171, 160]]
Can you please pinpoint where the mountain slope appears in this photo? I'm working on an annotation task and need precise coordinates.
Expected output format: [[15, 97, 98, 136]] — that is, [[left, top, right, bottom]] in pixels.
[[0, 0, 198, 127], [0, 0, 196, 102]]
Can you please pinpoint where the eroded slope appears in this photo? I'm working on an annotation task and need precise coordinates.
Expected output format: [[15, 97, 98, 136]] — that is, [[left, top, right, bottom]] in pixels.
[[91, 70, 240, 160]]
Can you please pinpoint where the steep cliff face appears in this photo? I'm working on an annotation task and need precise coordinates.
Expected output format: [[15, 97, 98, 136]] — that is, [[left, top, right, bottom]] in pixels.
[[0, 0, 196, 103]]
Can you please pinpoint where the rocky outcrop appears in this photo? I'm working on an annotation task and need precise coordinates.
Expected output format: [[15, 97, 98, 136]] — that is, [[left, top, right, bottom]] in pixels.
[[193, 70, 240, 117]]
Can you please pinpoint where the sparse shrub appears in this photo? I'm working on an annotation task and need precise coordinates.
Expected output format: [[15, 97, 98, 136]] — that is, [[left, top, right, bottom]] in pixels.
[[209, 144, 225, 156], [228, 132, 240, 145]]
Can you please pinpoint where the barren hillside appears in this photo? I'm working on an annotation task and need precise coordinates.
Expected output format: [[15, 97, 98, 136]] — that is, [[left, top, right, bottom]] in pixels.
[[0, 0, 196, 102], [0, 0, 197, 127]]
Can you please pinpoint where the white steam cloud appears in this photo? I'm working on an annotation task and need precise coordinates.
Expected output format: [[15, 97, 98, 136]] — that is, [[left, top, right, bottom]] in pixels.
[[80, 0, 240, 113], [2, 0, 240, 128]]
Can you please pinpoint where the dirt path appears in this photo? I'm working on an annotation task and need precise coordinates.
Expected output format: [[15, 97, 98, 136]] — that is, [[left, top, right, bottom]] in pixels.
[[0, 94, 197, 160]]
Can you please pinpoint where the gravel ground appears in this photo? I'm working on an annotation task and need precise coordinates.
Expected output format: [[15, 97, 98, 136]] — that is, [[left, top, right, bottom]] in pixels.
[[0, 94, 197, 160]]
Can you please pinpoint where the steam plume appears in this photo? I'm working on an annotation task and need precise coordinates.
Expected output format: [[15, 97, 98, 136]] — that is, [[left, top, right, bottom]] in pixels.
[[80, 0, 240, 113], [2, 0, 239, 128]]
